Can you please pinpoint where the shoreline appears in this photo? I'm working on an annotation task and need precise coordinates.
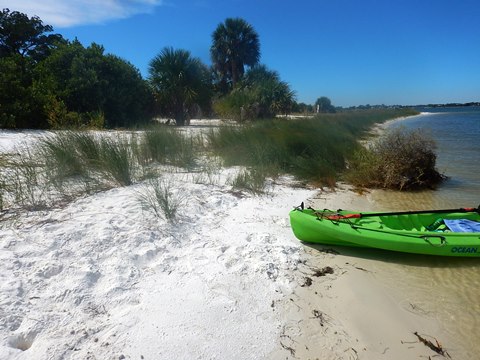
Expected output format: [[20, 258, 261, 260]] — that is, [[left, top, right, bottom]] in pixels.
[[278, 185, 452, 359], [284, 108, 478, 359]]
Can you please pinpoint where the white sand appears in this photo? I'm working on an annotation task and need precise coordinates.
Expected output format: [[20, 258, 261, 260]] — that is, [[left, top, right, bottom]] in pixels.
[[0, 128, 452, 359]]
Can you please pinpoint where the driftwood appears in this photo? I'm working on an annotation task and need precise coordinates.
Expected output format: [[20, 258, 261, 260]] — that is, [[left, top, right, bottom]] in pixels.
[[413, 332, 451, 358]]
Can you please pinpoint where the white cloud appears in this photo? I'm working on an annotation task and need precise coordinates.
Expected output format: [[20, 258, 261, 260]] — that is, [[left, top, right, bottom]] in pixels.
[[0, 0, 163, 27]]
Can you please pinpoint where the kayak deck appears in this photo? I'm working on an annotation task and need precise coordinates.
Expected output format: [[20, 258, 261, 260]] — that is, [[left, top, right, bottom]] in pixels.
[[289, 207, 480, 257]]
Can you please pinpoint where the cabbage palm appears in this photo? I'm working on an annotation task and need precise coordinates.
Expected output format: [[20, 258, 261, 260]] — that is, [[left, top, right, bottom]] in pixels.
[[243, 65, 295, 117], [149, 47, 211, 126], [210, 18, 260, 90]]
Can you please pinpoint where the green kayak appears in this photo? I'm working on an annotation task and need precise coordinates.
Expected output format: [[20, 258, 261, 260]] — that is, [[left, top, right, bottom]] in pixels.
[[289, 204, 480, 257]]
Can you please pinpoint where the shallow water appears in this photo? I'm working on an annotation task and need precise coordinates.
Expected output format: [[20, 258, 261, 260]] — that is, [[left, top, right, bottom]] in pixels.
[[367, 107, 480, 358]]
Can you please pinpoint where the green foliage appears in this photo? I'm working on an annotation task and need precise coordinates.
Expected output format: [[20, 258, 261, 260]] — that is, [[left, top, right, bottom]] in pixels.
[[292, 102, 314, 114], [148, 47, 212, 126], [41, 132, 88, 183], [0, 8, 65, 61], [136, 126, 198, 168], [210, 17, 260, 90], [213, 65, 295, 120], [35, 40, 153, 128], [0, 54, 49, 128], [346, 127, 444, 190], [208, 109, 419, 186], [0, 8, 153, 130], [230, 167, 268, 195], [99, 136, 135, 186], [137, 177, 185, 221], [0, 9, 65, 129], [10, 148, 48, 210], [39, 131, 135, 188], [45, 97, 82, 129]]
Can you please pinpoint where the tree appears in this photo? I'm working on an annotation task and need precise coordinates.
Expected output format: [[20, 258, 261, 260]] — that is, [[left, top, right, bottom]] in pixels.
[[0, 8, 64, 62], [0, 54, 48, 128], [210, 17, 260, 90], [315, 96, 336, 113], [214, 64, 295, 121], [35, 40, 154, 128], [292, 102, 314, 114], [0, 9, 65, 128], [148, 47, 212, 126]]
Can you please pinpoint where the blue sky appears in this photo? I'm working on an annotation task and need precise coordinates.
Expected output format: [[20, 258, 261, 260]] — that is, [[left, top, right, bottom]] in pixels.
[[4, 0, 480, 107]]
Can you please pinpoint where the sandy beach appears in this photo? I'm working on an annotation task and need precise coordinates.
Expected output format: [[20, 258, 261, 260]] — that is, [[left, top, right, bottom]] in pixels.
[[0, 125, 460, 359]]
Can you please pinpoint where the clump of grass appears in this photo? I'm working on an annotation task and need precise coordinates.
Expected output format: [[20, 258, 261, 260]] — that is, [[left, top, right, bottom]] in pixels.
[[136, 177, 185, 221], [40, 131, 138, 187], [41, 132, 87, 185], [99, 136, 135, 186], [229, 167, 268, 195], [70, 131, 103, 168], [136, 126, 198, 169], [346, 127, 445, 190], [191, 158, 222, 185], [10, 147, 49, 210]]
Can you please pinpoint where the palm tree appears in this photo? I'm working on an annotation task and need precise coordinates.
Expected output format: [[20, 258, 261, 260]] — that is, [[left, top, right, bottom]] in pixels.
[[210, 18, 260, 90], [148, 47, 211, 125], [242, 65, 296, 117]]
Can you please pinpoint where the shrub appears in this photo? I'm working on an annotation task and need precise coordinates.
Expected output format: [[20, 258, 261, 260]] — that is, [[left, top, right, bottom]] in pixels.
[[346, 127, 444, 190]]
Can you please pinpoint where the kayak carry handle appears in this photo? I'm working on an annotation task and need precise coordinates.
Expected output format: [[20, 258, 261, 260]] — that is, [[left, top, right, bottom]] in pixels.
[[421, 235, 447, 247], [293, 202, 304, 211]]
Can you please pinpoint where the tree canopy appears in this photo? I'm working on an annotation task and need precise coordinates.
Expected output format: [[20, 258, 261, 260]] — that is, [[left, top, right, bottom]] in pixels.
[[148, 47, 212, 125], [35, 40, 154, 128], [315, 96, 336, 113], [0, 8, 64, 62], [210, 17, 260, 91], [214, 64, 295, 120]]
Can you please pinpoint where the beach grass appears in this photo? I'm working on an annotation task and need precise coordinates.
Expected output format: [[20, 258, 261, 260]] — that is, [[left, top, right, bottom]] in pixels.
[[136, 177, 185, 221], [207, 109, 418, 186], [136, 126, 199, 169], [99, 136, 136, 186], [9, 148, 48, 210], [1, 108, 422, 213], [229, 167, 269, 195]]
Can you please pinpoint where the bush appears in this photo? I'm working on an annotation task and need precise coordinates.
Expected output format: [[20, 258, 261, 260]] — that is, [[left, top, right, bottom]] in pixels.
[[346, 127, 444, 190]]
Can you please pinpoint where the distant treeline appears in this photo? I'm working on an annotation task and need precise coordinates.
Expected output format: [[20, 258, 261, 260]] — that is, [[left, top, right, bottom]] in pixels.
[[412, 102, 480, 108]]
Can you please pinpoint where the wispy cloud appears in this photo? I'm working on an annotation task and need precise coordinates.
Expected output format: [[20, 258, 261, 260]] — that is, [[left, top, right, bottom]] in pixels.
[[0, 0, 163, 28]]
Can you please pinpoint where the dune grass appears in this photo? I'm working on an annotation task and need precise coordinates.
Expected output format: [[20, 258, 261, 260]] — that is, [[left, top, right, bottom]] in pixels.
[[136, 177, 185, 221], [135, 126, 199, 169], [207, 109, 418, 186], [1, 108, 425, 214]]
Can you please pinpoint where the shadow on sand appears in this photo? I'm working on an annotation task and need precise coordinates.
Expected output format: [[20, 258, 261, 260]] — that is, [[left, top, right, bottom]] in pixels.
[[303, 242, 480, 269]]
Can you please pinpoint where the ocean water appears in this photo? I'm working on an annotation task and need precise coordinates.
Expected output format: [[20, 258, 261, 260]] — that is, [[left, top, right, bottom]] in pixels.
[[367, 107, 480, 358]]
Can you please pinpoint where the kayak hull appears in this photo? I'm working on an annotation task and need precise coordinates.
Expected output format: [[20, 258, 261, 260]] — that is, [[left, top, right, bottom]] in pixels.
[[289, 208, 480, 257]]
